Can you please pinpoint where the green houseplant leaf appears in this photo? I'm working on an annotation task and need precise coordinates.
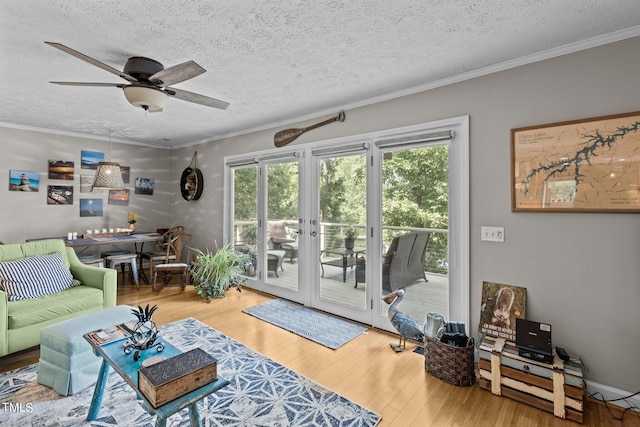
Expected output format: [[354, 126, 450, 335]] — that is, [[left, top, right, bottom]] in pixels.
[[191, 244, 249, 301]]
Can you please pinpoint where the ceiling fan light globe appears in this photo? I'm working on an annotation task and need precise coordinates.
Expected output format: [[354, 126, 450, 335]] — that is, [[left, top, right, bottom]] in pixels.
[[123, 86, 167, 112]]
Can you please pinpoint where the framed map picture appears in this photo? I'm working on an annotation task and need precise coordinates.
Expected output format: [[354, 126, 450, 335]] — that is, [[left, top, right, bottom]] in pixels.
[[512, 111, 640, 212], [480, 281, 527, 342]]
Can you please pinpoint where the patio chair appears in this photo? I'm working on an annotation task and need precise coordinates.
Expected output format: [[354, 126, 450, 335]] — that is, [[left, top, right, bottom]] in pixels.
[[356, 231, 430, 292], [267, 250, 286, 277], [267, 220, 298, 263], [234, 244, 285, 277]]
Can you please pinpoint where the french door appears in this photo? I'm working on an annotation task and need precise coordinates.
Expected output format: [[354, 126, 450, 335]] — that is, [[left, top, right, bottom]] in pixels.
[[309, 146, 372, 324], [225, 116, 469, 333], [229, 156, 304, 303]]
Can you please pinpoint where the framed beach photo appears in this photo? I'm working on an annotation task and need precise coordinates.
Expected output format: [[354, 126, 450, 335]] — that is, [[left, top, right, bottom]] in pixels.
[[80, 175, 93, 193], [47, 185, 73, 205], [48, 160, 74, 180], [120, 166, 130, 183], [81, 150, 104, 170], [108, 189, 130, 205], [135, 177, 154, 195], [9, 170, 39, 192], [80, 198, 103, 217]]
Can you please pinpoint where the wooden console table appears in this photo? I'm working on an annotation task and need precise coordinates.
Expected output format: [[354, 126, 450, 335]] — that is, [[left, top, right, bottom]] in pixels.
[[478, 336, 585, 423]]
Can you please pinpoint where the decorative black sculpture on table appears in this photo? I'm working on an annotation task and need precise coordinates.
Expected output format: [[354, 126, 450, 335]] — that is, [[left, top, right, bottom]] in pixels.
[[123, 304, 164, 361]]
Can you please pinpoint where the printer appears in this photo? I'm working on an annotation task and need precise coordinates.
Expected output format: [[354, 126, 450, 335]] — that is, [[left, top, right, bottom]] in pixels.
[[515, 318, 553, 364]]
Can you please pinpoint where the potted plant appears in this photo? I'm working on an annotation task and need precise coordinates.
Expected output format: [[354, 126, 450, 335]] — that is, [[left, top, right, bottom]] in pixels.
[[127, 212, 138, 231], [191, 244, 250, 301], [343, 225, 358, 250]]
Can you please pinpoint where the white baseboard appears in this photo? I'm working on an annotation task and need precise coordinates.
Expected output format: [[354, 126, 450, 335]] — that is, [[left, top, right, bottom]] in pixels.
[[586, 380, 640, 411]]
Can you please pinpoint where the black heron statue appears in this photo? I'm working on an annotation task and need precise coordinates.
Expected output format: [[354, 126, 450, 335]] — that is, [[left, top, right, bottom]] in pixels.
[[382, 287, 425, 352]]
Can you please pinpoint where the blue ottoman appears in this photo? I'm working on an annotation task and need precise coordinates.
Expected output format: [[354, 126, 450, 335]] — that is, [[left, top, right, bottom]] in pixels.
[[37, 305, 135, 396]]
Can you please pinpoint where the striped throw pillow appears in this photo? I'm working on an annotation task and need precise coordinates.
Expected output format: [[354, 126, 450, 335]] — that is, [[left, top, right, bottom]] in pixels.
[[0, 252, 76, 301]]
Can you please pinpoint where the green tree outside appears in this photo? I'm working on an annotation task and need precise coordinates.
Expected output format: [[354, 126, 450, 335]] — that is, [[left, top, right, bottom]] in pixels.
[[233, 144, 449, 274]]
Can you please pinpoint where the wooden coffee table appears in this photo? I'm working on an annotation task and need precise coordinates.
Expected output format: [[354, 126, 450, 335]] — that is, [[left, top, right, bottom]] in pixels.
[[84, 334, 229, 427]]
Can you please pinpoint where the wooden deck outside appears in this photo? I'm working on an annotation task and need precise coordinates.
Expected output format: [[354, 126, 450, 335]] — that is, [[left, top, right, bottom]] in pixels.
[[255, 257, 449, 324]]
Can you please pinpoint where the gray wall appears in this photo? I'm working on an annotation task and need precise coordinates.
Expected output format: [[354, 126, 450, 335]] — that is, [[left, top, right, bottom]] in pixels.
[[1, 36, 638, 393], [0, 128, 171, 243], [174, 36, 640, 393]]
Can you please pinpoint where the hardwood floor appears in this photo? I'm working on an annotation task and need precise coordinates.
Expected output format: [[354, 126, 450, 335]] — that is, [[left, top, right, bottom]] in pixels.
[[1, 280, 638, 426]]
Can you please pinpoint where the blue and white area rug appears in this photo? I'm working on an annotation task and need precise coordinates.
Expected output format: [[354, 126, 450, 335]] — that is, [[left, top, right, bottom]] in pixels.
[[0, 318, 380, 426], [243, 299, 367, 350]]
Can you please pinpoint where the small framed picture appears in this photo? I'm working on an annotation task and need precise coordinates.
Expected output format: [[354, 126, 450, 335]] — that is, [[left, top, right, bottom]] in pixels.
[[120, 166, 130, 183], [108, 189, 130, 205], [479, 281, 527, 342], [9, 170, 39, 192], [80, 175, 94, 193], [48, 160, 74, 180], [81, 150, 104, 170], [80, 198, 103, 217], [135, 177, 154, 195], [47, 185, 73, 205]]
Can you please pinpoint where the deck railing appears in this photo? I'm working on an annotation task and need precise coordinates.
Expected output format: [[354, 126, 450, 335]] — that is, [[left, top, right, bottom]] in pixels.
[[233, 220, 449, 275]]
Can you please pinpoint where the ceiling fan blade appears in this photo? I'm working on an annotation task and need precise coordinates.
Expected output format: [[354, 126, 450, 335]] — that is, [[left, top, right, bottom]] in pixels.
[[165, 87, 229, 110], [50, 82, 125, 87], [149, 60, 205, 86], [45, 42, 137, 83]]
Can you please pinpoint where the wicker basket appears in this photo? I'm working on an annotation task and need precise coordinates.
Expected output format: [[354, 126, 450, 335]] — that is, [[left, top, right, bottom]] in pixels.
[[424, 336, 476, 387]]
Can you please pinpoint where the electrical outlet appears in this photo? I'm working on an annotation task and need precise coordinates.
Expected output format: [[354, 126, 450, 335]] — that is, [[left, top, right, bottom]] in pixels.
[[481, 226, 505, 242]]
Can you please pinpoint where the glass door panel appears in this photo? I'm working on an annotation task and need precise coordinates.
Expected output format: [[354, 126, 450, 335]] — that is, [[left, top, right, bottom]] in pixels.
[[315, 153, 368, 313], [232, 166, 258, 281], [379, 144, 450, 322], [265, 161, 300, 292]]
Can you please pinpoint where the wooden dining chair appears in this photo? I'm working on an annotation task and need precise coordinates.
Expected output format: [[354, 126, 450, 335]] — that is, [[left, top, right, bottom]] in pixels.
[[152, 230, 192, 291], [139, 226, 185, 282]]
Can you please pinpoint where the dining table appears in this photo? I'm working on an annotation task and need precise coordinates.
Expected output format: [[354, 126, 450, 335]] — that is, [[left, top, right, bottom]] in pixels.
[[64, 232, 162, 284]]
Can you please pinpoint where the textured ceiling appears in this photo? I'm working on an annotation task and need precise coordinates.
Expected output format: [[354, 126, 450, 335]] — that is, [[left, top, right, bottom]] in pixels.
[[2, 1, 640, 148]]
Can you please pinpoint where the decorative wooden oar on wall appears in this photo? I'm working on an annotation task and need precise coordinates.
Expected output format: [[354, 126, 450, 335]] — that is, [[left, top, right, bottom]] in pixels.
[[274, 111, 345, 147]]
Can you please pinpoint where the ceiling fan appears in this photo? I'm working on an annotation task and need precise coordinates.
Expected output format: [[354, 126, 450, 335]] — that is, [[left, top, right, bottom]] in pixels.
[[45, 41, 229, 112]]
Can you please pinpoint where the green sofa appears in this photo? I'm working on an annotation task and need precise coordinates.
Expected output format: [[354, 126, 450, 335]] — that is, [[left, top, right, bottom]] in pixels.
[[0, 239, 117, 357]]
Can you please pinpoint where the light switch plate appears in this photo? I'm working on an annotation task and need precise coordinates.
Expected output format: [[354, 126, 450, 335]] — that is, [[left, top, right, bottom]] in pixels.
[[481, 226, 504, 242]]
